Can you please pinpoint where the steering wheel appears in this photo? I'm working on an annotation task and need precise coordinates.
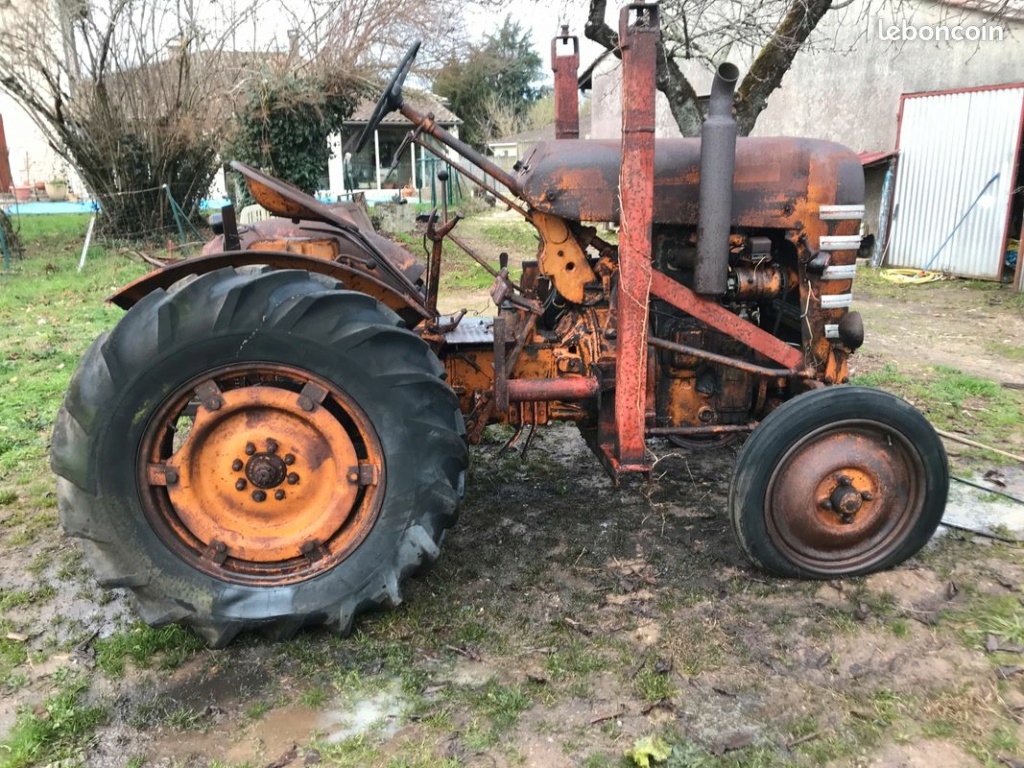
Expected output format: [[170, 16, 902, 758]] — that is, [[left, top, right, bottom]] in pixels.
[[353, 41, 421, 154]]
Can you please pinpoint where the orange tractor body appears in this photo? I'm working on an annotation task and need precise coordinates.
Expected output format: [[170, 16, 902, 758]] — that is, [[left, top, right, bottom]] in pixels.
[[52, 3, 947, 646]]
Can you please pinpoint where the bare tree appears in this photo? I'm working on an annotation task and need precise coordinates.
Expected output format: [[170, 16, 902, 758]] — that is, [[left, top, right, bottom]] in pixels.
[[460, 0, 863, 138], [0, 0, 276, 234], [582, 0, 1019, 137], [584, 0, 851, 137], [481, 93, 527, 141], [0, 0, 466, 238], [279, 0, 470, 76]]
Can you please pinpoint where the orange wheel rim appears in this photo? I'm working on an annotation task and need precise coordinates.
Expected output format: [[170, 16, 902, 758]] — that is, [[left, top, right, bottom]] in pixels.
[[765, 419, 925, 574], [138, 364, 385, 585]]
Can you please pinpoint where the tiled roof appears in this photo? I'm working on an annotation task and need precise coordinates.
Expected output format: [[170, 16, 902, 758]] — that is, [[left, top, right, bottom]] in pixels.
[[489, 112, 593, 147], [348, 92, 461, 125]]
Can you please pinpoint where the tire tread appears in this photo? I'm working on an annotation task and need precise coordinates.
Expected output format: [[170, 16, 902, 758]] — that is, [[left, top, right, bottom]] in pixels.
[[729, 386, 948, 579], [51, 268, 467, 645]]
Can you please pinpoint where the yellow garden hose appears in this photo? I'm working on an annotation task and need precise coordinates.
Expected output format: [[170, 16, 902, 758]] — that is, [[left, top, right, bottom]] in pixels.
[[879, 268, 943, 284]]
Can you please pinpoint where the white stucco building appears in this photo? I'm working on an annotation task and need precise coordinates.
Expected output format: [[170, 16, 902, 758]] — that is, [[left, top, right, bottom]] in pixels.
[[587, 0, 1024, 285]]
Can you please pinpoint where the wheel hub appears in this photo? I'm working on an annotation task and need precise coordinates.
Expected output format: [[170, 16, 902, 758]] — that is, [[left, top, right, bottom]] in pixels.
[[765, 420, 925, 572], [827, 474, 867, 521], [245, 451, 287, 489], [830, 486, 863, 517], [141, 367, 385, 582]]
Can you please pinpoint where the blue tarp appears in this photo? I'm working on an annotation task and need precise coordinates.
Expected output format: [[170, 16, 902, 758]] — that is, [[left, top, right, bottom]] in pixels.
[[3, 193, 402, 216], [3, 201, 99, 215], [3, 198, 233, 216]]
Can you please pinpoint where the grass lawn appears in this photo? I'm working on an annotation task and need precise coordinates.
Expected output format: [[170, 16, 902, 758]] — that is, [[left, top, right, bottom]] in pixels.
[[0, 216, 147, 487], [0, 215, 1022, 767]]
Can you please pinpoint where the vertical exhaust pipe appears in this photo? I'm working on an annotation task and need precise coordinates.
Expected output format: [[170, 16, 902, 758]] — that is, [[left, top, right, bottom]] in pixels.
[[694, 62, 740, 296]]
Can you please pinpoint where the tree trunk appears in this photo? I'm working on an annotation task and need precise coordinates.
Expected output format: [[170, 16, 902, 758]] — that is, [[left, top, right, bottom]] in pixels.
[[585, 0, 837, 138], [735, 0, 835, 136]]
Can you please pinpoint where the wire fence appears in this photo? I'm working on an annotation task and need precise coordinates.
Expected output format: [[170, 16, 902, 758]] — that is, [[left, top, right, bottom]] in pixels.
[[421, 155, 463, 208], [0, 182, 211, 273], [88, 184, 208, 263]]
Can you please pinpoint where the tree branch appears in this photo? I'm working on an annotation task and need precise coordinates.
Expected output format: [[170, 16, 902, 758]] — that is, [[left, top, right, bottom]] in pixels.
[[584, 0, 618, 51], [585, 0, 703, 137], [655, 40, 702, 137], [735, 0, 834, 136]]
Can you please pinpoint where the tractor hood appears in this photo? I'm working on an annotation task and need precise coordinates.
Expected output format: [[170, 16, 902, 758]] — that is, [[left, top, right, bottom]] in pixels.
[[515, 137, 864, 229]]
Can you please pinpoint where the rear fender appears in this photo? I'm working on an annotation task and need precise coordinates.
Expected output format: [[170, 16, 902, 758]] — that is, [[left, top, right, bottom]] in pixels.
[[109, 251, 431, 328]]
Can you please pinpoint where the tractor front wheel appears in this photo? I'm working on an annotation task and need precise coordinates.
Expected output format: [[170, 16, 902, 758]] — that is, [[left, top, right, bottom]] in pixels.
[[51, 267, 467, 646], [729, 386, 948, 578]]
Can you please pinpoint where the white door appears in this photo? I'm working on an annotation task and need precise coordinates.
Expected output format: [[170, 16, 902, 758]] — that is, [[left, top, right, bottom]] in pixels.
[[888, 85, 1023, 280]]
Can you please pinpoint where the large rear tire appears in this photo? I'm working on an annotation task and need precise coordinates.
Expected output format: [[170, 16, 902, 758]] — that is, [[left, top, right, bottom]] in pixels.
[[729, 386, 947, 579], [51, 267, 467, 647]]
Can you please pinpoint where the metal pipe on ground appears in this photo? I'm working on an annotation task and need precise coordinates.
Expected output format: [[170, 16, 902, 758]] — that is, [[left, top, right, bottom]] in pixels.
[[694, 62, 740, 296], [934, 428, 1024, 465], [950, 475, 1024, 506]]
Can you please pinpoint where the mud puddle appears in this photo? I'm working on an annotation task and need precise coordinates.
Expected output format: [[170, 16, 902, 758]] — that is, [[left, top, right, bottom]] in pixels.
[[320, 680, 405, 743], [943, 468, 1024, 538]]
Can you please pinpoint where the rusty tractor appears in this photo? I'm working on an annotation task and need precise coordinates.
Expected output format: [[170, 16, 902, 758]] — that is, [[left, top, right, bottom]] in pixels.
[[51, 4, 948, 647]]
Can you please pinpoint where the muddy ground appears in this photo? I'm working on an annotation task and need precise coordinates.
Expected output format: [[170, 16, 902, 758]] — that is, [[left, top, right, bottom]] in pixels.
[[2, 214, 1024, 768]]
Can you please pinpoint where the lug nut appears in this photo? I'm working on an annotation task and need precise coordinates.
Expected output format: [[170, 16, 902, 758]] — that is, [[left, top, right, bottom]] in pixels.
[[235, 479, 247, 491], [266, 439, 279, 454], [819, 499, 833, 510], [840, 513, 854, 524], [834, 474, 851, 486], [232, 459, 243, 472], [252, 490, 266, 502], [284, 454, 295, 465], [274, 490, 285, 501], [245, 442, 256, 456], [861, 491, 874, 501], [287, 473, 300, 485]]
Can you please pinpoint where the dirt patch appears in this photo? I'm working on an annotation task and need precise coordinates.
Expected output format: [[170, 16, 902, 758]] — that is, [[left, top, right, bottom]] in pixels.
[[862, 568, 948, 610], [8, 426, 1024, 767], [859, 740, 978, 768], [4, 250, 1024, 766], [853, 283, 1024, 384]]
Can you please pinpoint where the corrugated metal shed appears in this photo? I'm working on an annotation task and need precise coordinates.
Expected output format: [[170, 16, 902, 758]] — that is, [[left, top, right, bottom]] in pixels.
[[887, 84, 1024, 281]]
